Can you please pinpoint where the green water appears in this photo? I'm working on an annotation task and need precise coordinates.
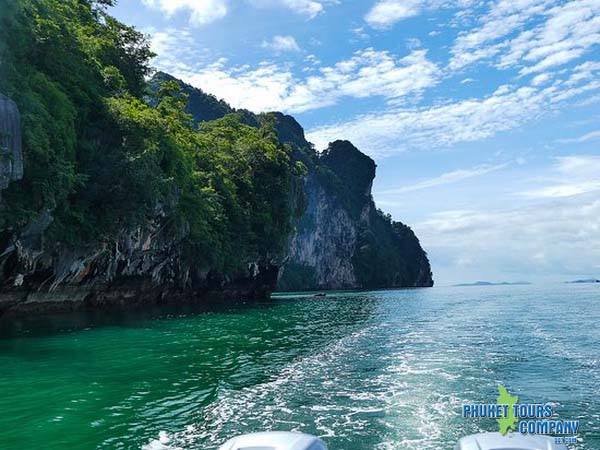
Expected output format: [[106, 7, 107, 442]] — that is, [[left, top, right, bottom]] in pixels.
[[0, 284, 598, 449]]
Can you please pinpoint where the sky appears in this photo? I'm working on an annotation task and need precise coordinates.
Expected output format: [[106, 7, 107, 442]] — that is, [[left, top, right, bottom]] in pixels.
[[111, 0, 600, 285]]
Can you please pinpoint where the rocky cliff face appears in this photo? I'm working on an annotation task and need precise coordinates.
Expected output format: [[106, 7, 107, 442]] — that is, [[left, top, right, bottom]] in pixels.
[[275, 128, 433, 290], [283, 172, 358, 289], [148, 75, 433, 291], [0, 200, 279, 316], [0, 89, 282, 317], [0, 94, 23, 201], [0, 75, 432, 316]]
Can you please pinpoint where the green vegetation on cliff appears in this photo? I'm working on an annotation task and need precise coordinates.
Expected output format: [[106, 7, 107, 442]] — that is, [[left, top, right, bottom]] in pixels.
[[146, 73, 433, 290], [0, 0, 299, 273], [0, 0, 432, 301], [147, 72, 234, 126]]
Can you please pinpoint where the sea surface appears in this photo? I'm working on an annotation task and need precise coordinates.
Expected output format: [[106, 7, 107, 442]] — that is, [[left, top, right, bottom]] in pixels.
[[0, 284, 598, 449]]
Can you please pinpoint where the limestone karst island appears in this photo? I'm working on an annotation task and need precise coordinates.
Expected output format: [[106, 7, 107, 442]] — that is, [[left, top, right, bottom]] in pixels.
[[0, 2, 431, 316], [1, 1, 598, 450]]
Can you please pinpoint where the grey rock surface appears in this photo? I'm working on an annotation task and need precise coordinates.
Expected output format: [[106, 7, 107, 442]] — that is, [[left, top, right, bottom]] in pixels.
[[0, 94, 23, 197]]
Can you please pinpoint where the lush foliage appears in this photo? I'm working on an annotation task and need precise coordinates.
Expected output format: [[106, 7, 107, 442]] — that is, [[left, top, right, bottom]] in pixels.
[[148, 72, 234, 126], [353, 209, 431, 287], [0, 0, 299, 272]]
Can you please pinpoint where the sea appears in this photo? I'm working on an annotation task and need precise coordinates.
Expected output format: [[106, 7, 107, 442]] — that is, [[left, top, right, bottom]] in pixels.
[[0, 283, 598, 449]]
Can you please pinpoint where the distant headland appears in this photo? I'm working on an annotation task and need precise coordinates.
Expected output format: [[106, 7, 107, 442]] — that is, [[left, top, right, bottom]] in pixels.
[[566, 279, 600, 284], [453, 281, 532, 287]]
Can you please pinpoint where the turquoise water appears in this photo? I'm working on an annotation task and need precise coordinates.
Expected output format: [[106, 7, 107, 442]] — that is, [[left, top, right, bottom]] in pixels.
[[0, 284, 598, 449]]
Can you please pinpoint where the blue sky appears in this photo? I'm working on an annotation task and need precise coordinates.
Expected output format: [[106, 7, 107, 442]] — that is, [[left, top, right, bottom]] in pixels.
[[111, 0, 600, 285]]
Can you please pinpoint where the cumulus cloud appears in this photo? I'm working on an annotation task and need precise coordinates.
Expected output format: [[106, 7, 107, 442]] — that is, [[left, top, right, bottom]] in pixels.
[[249, 0, 336, 18], [277, 0, 325, 17], [377, 155, 600, 283], [449, 0, 600, 74], [365, 0, 423, 29], [448, 0, 550, 70], [144, 27, 214, 74], [261, 35, 301, 52], [365, 0, 476, 29], [142, 0, 228, 26], [501, 0, 600, 75], [172, 48, 439, 113], [141, 0, 336, 25], [519, 155, 600, 199], [531, 73, 552, 86], [307, 62, 600, 155], [416, 194, 600, 283]]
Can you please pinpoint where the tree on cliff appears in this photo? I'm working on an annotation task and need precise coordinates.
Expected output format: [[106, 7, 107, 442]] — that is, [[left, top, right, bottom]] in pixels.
[[0, 0, 299, 274]]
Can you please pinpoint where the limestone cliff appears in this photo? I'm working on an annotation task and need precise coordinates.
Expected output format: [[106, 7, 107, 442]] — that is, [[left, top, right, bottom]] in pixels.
[[284, 171, 358, 289], [0, 89, 284, 316], [0, 0, 430, 318], [151, 76, 433, 290], [0, 72, 432, 316], [0, 203, 279, 316], [271, 118, 433, 290], [0, 94, 23, 201]]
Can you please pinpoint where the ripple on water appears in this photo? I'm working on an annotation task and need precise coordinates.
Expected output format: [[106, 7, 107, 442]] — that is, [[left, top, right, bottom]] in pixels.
[[1, 286, 598, 450]]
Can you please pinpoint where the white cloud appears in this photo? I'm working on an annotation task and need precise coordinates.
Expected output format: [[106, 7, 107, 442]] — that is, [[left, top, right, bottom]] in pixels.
[[351, 26, 370, 40], [416, 194, 600, 282], [179, 60, 295, 112], [249, 0, 336, 18], [501, 0, 600, 75], [531, 73, 551, 86], [142, 0, 228, 26], [449, 0, 600, 73], [576, 94, 600, 107], [261, 35, 301, 52], [278, 0, 324, 17], [365, 0, 476, 29], [303, 54, 321, 69], [365, 0, 423, 29], [449, 0, 550, 70], [309, 85, 542, 155], [377, 163, 509, 195], [523, 183, 600, 199], [556, 130, 600, 144], [172, 48, 439, 113], [555, 155, 600, 176], [141, 0, 336, 25], [519, 155, 600, 199], [307, 62, 600, 156], [145, 27, 215, 76], [381, 156, 600, 284]]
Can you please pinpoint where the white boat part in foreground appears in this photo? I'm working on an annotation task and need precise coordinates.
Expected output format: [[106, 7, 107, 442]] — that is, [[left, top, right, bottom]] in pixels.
[[218, 431, 570, 449], [218, 431, 327, 450], [456, 432, 569, 450]]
